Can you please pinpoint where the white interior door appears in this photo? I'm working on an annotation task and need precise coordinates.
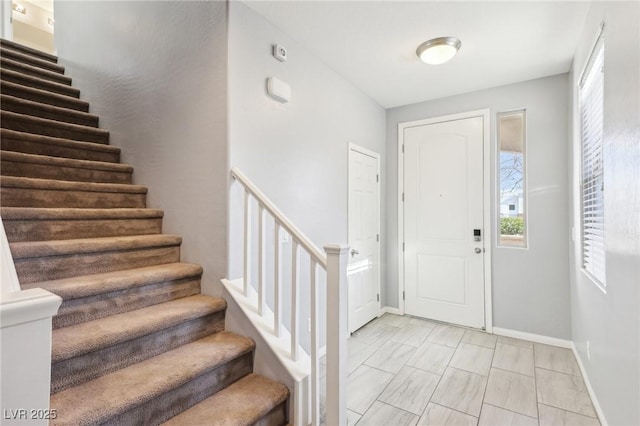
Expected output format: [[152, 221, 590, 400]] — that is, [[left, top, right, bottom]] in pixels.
[[403, 116, 485, 329], [348, 145, 380, 333]]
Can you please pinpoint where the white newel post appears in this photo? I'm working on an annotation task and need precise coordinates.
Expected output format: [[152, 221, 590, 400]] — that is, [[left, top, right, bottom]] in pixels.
[[324, 244, 349, 426]]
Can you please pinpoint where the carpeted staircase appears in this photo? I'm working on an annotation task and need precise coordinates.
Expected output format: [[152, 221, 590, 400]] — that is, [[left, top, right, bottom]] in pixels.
[[1, 38, 289, 425]]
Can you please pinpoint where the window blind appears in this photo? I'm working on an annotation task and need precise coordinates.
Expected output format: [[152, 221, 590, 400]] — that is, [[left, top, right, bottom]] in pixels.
[[579, 41, 605, 286]]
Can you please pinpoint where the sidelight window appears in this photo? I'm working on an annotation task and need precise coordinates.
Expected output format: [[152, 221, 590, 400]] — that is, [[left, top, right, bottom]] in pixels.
[[497, 110, 527, 248]]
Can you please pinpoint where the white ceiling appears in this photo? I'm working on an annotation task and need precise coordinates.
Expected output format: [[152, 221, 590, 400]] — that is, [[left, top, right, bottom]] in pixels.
[[244, 1, 591, 108]]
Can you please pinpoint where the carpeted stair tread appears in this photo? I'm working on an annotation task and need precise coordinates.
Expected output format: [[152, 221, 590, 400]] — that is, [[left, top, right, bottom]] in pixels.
[[1, 151, 131, 174], [1, 94, 98, 126], [163, 373, 289, 426], [1, 176, 146, 193], [0, 39, 59, 63], [51, 295, 226, 362], [21, 261, 199, 299], [1, 207, 163, 242], [20, 263, 200, 329], [1, 206, 161, 221], [1, 176, 147, 208], [1, 56, 71, 85], [50, 331, 255, 426], [1, 111, 109, 143], [0, 80, 89, 112], [12, 234, 180, 284], [1, 129, 120, 162], [9, 233, 180, 259], [0, 47, 63, 73], [1, 68, 79, 97], [1, 150, 132, 183]]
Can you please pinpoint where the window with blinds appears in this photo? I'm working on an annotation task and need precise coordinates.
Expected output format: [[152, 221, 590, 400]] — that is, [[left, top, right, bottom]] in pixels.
[[579, 39, 605, 288]]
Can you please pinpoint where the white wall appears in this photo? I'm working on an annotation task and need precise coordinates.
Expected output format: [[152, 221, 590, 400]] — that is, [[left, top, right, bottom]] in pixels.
[[53, 1, 228, 295], [228, 2, 386, 346], [386, 74, 571, 339], [569, 2, 640, 425]]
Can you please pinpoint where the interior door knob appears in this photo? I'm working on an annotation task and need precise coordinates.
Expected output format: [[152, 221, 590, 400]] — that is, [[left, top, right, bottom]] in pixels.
[[351, 249, 360, 256], [475, 248, 482, 253]]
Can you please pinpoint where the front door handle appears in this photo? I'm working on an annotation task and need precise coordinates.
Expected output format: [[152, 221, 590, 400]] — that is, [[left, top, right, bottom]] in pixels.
[[351, 249, 360, 257], [475, 248, 482, 254]]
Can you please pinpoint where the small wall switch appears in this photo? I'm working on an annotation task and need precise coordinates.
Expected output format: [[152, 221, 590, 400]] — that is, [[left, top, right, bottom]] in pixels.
[[267, 77, 291, 103], [273, 44, 287, 62], [587, 340, 591, 360]]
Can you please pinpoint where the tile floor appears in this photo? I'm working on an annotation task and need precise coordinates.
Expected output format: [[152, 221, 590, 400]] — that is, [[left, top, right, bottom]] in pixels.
[[321, 313, 600, 426]]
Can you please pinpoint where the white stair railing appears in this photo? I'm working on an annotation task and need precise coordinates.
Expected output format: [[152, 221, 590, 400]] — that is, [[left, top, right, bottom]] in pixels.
[[230, 167, 348, 426]]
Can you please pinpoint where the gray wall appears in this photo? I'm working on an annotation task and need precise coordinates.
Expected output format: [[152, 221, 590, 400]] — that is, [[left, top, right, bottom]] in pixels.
[[569, 2, 640, 425], [53, 1, 228, 295], [228, 1, 385, 258], [386, 74, 571, 339], [228, 1, 386, 350]]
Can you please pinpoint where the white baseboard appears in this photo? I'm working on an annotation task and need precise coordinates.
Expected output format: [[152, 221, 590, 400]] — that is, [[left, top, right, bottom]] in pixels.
[[571, 343, 607, 426], [379, 306, 401, 316], [492, 327, 572, 348], [491, 328, 606, 425]]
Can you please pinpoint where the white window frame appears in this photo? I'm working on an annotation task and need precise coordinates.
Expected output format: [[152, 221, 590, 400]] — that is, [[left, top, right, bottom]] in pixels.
[[579, 33, 606, 291], [496, 109, 528, 249]]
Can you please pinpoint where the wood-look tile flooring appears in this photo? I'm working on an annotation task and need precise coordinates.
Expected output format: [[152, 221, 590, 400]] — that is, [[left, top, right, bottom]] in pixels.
[[321, 314, 600, 426]]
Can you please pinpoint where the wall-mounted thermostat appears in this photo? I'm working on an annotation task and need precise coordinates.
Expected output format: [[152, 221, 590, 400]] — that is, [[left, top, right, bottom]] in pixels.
[[273, 44, 287, 62], [267, 77, 291, 103]]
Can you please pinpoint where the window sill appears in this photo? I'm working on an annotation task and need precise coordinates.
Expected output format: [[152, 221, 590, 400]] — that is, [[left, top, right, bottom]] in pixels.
[[581, 268, 607, 294], [498, 234, 527, 249]]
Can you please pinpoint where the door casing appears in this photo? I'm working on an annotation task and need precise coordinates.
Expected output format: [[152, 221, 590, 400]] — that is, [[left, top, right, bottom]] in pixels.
[[397, 109, 493, 333]]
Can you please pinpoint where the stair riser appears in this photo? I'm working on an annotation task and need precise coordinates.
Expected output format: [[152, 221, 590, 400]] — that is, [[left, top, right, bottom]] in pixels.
[[14, 245, 179, 284], [1, 135, 120, 163], [1, 58, 71, 85], [3, 217, 161, 242], [1, 82, 89, 112], [0, 48, 63, 73], [257, 403, 288, 426], [106, 353, 253, 426], [0, 41, 58, 63], [1, 98, 98, 127], [52, 310, 225, 393], [54, 277, 201, 329], [1, 187, 146, 208], [1, 115, 108, 144], [1, 160, 131, 184], [1, 71, 79, 98]]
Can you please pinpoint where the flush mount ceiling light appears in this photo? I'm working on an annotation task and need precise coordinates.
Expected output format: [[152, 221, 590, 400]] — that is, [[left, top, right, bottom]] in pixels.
[[12, 3, 26, 14], [416, 37, 462, 65]]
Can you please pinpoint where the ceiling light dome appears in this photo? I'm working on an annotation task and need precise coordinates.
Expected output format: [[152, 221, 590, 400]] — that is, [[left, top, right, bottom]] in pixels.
[[416, 37, 462, 65]]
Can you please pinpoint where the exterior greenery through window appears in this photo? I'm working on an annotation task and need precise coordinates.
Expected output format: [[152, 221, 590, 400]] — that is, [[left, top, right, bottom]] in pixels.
[[498, 110, 527, 247]]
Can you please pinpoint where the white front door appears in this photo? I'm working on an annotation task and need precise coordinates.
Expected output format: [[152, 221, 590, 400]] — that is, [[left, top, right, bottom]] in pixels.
[[348, 145, 380, 333], [403, 116, 486, 329]]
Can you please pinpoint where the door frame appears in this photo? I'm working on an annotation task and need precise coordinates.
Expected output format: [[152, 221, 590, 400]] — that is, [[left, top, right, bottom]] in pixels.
[[348, 142, 382, 329], [1, 0, 13, 41], [397, 109, 493, 333]]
